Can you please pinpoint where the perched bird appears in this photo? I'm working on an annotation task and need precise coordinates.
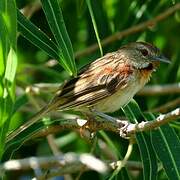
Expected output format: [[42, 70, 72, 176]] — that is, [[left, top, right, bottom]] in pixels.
[[6, 42, 170, 142]]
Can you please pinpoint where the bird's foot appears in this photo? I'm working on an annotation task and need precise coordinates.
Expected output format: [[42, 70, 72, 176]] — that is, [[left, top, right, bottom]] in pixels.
[[76, 115, 96, 141], [118, 120, 136, 139]]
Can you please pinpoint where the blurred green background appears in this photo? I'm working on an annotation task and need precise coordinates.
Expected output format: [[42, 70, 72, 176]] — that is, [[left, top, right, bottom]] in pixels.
[[2, 0, 180, 179]]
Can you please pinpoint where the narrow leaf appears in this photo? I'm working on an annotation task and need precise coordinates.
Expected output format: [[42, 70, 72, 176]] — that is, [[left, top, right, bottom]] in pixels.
[[123, 100, 158, 180], [4, 118, 66, 160], [0, 0, 17, 159], [17, 10, 60, 60], [41, 0, 77, 76], [86, 0, 103, 56], [12, 94, 28, 114], [147, 113, 180, 180]]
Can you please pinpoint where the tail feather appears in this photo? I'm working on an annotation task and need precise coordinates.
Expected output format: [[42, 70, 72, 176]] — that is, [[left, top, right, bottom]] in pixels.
[[6, 102, 57, 143]]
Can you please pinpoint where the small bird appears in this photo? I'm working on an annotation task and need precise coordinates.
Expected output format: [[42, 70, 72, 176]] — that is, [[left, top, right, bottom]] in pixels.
[[6, 42, 170, 142]]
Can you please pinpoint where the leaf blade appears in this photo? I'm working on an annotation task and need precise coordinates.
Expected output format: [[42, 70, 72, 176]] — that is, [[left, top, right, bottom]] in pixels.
[[147, 113, 180, 180], [123, 100, 158, 180], [86, 0, 103, 56], [41, 0, 77, 76], [17, 10, 60, 60], [0, 0, 17, 158]]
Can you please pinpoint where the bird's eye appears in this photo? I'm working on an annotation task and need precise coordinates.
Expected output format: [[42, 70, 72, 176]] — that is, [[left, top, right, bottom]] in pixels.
[[140, 49, 149, 56]]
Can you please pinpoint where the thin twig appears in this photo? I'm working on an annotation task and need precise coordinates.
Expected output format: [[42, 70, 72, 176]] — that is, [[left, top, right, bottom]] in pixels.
[[75, 136, 98, 180], [109, 139, 134, 180], [150, 98, 180, 113], [132, 108, 180, 133], [46, 134, 61, 156], [137, 83, 180, 96], [18, 83, 180, 97], [20, 1, 41, 18], [0, 154, 143, 177], [27, 87, 62, 158], [93, 108, 180, 136], [29, 83, 60, 93], [110, 160, 142, 171], [75, 3, 180, 58], [0, 153, 109, 178]]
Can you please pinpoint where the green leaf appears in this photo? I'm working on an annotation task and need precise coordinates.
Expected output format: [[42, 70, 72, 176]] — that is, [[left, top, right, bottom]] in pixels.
[[99, 132, 131, 179], [12, 94, 28, 114], [0, 17, 6, 79], [41, 0, 77, 76], [0, 48, 17, 158], [86, 0, 103, 56], [4, 48, 17, 87], [4, 120, 46, 160], [0, 0, 17, 159], [4, 118, 66, 160], [17, 10, 60, 60], [2, 1, 16, 49], [146, 113, 180, 180], [100, 131, 121, 159], [123, 100, 158, 180]]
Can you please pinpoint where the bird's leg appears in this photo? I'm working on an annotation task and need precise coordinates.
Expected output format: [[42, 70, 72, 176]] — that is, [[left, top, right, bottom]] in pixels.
[[80, 108, 101, 140], [90, 109, 132, 139], [78, 111, 97, 140], [90, 108, 117, 123]]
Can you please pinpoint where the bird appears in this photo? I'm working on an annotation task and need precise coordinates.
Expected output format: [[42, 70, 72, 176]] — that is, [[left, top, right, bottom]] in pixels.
[[6, 42, 170, 142]]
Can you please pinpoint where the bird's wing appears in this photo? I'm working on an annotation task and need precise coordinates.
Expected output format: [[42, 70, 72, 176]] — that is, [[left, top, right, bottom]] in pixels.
[[51, 52, 131, 110]]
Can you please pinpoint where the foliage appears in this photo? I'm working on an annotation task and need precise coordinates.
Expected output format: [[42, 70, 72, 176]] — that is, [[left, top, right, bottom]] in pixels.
[[0, 0, 180, 179], [0, 0, 17, 159]]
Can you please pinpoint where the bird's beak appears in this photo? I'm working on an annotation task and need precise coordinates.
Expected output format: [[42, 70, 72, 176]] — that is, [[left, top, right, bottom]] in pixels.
[[150, 54, 171, 64]]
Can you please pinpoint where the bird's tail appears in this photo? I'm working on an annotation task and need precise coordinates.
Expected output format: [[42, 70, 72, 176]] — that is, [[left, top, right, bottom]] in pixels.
[[6, 100, 61, 143]]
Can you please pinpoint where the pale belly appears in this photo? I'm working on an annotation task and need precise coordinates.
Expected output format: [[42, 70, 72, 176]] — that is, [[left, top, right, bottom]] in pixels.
[[93, 75, 146, 113]]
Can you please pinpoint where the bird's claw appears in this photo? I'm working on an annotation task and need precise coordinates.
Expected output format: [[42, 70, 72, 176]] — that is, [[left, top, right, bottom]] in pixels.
[[118, 121, 132, 139]]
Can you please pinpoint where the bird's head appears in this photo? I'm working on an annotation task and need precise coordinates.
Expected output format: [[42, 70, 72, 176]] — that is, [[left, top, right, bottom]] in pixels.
[[119, 42, 170, 71]]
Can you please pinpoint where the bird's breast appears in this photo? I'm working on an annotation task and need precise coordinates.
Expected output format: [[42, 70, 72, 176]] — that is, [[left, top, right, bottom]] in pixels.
[[93, 69, 151, 113]]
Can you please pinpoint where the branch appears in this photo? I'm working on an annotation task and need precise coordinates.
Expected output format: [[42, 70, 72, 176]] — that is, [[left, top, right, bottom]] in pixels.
[[34, 117, 120, 138], [131, 108, 180, 133], [20, 1, 41, 19], [109, 140, 134, 179], [75, 3, 180, 58], [92, 108, 180, 137], [34, 108, 180, 139], [137, 83, 180, 96], [20, 83, 180, 97], [0, 153, 109, 178], [3, 109, 178, 177], [0, 153, 142, 178], [150, 98, 180, 113]]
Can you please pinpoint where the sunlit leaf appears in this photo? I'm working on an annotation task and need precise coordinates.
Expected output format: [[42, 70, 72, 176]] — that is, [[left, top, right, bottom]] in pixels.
[[41, 0, 77, 76], [0, 0, 17, 158]]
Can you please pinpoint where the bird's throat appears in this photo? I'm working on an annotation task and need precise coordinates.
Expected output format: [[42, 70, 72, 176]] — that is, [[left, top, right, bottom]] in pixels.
[[142, 63, 153, 71]]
